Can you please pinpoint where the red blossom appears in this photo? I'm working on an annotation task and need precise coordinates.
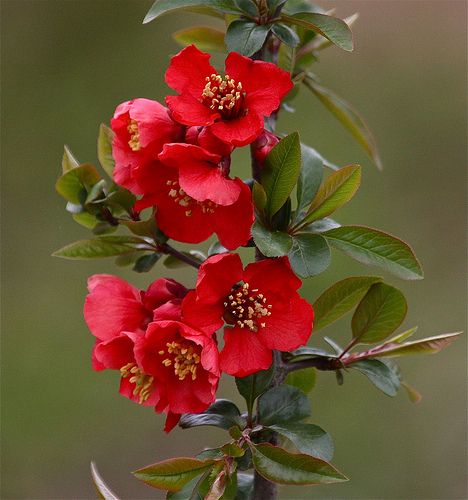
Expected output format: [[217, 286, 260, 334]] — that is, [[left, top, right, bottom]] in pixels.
[[182, 254, 314, 377], [251, 129, 280, 166], [111, 98, 184, 194], [135, 165, 254, 250], [165, 46, 293, 146]]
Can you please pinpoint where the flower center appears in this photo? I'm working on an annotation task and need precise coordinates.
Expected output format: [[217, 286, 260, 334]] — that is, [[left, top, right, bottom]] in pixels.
[[166, 179, 217, 217], [159, 341, 201, 381], [120, 362, 154, 404], [127, 119, 141, 151], [201, 74, 245, 119], [223, 282, 272, 332]]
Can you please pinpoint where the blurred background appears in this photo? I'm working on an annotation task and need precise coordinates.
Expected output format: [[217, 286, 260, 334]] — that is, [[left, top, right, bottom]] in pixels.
[[1, 1, 466, 498]]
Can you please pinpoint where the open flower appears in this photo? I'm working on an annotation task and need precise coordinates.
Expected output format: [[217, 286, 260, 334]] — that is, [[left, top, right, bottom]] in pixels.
[[165, 45, 293, 146], [135, 165, 254, 250], [111, 98, 184, 194], [182, 254, 314, 377], [134, 320, 220, 418]]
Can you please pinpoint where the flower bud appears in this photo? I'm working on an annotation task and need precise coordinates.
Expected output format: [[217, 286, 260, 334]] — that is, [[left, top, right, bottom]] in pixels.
[[251, 129, 279, 167]]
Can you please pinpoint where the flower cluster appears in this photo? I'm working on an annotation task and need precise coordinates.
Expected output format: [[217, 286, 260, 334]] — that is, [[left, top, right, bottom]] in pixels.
[[84, 46, 315, 429]]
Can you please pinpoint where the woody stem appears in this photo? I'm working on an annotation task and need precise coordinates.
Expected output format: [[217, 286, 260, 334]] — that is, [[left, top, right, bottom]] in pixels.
[[159, 243, 201, 269]]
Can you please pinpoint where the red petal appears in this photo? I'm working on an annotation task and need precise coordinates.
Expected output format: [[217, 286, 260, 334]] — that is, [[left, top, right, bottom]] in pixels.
[[210, 112, 264, 147], [220, 327, 273, 377], [182, 291, 225, 335], [93, 332, 136, 370], [144, 278, 187, 311], [186, 126, 234, 157], [243, 256, 302, 295], [166, 95, 219, 127], [164, 412, 181, 433], [165, 45, 216, 98]]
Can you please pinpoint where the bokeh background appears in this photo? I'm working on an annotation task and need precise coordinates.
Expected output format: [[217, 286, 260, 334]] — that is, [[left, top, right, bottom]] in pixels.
[[1, 1, 466, 498]]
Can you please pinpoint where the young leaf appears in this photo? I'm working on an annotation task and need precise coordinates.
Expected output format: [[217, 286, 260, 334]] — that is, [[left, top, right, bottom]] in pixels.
[[257, 385, 311, 425], [250, 443, 348, 485], [295, 143, 324, 219], [386, 326, 418, 344], [52, 236, 149, 260], [133, 458, 215, 492], [62, 145, 79, 173], [323, 225, 424, 280], [235, 365, 274, 415], [313, 276, 383, 331], [351, 282, 408, 344], [143, 0, 240, 24], [72, 212, 99, 229], [225, 20, 271, 57], [267, 423, 334, 461], [281, 12, 353, 51], [262, 132, 301, 218], [305, 78, 382, 170], [285, 367, 316, 394], [298, 165, 361, 227], [401, 381, 422, 404], [271, 23, 300, 47], [173, 27, 226, 52], [351, 359, 400, 396], [55, 163, 102, 204], [90, 462, 119, 500], [251, 220, 293, 257], [97, 124, 115, 177], [288, 233, 331, 278]]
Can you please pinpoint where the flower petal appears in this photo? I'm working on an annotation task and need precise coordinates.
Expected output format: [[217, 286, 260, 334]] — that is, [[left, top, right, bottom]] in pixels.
[[210, 112, 264, 147], [166, 95, 219, 127]]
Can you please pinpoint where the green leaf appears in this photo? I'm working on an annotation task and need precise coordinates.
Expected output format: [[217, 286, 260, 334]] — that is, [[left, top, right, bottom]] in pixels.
[[134, 458, 215, 492], [289, 346, 335, 360], [225, 20, 270, 57], [288, 233, 330, 278], [351, 282, 407, 344], [313, 276, 383, 331], [252, 181, 267, 213], [252, 220, 293, 257], [299, 165, 361, 226], [235, 365, 274, 416], [143, 0, 240, 23], [55, 163, 102, 204], [262, 132, 301, 218], [304, 218, 340, 233], [90, 462, 119, 500], [323, 225, 424, 280], [179, 400, 245, 430], [351, 359, 400, 396], [173, 27, 226, 52], [72, 212, 99, 229], [234, 0, 258, 17], [387, 326, 418, 344], [281, 12, 353, 51], [62, 145, 79, 174], [271, 23, 300, 47], [367, 332, 462, 359], [268, 423, 333, 461], [295, 143, 323, 219], [97, 124, 115, 177], [257, 385, 311, 425], [52, 236, 149, 260], [121, 217, 157, 238], [133, 253, 161, 273], [220, 443, 245, 458], [285, 367, 316, 394], [250, 443, 347, 485], [305, 79, 382, 169]]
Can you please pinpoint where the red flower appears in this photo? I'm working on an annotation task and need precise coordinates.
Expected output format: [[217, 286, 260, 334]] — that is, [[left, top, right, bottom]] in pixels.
[[165, 46, 293, 147], [182, 254, 314, 377], [111, 98, 184, 194], [135, 165, 254, 250], [134, 320, 220, 416], [251, 129, 279, 167]]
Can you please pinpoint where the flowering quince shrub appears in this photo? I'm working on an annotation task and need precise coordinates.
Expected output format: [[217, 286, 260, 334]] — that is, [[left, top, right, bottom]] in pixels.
[[53, 1, 461, 499]]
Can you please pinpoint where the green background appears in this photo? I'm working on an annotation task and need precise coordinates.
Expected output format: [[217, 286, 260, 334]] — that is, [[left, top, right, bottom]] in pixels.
[[1, 1, 466, 498]]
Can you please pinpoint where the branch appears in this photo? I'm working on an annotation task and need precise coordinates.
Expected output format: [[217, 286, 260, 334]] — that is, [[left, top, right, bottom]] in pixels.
[[159, 243, 201, 269], [284, 356, 342, 374]]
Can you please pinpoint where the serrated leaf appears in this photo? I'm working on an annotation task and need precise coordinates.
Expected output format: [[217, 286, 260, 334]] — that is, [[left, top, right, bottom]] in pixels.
[[250, 443, 347, 485], [305, 78, 382, 169], [257, 385, 311, 425], [134, 458, 215, 492], [268, 423, 333, 461], [62, 145, 79, 173], [97, 124, 115, 177], [281, 12, 353, 51], [288, 233, 330, 278], [90, 462, 119, 500], [295, 143, 323, 219], [351, 359, 400, 396], [351, 282, 407, 344], [56, 163, 102, 204], [285, 367, 316, 394], [271, 23, 300, 47], [173, 27, 226, 52], [299, 165, 361, 226], [252, 220, 292, 257], [225, 20, 270, 57], [52, 236, 149, 260], [323, 225, 424, 280], [235, 365, 274, 416], [262, 132, 301, 218], [144, 0, 240, 24], [313, 276, 383, 331]]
